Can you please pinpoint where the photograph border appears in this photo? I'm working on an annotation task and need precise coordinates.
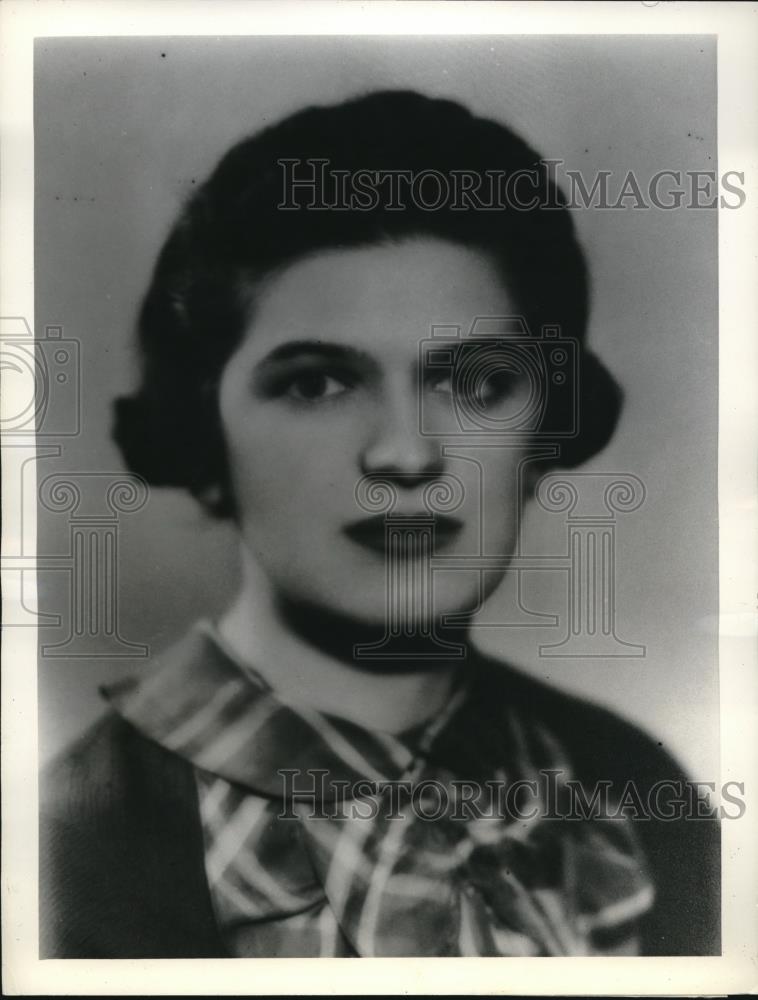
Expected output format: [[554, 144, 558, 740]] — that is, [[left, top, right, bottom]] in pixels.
[[2, 1, 756, 995]]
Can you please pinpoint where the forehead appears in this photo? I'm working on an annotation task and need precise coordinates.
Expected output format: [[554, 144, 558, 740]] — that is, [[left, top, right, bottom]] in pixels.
[[240, 238, 517, 359]]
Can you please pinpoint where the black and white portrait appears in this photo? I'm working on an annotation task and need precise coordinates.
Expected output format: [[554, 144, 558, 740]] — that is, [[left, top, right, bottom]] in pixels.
[[3, 6, 756, 991]]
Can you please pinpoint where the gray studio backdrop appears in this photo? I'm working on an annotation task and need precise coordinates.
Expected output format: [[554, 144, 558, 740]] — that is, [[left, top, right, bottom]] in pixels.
[[35, 35, 718, 779]]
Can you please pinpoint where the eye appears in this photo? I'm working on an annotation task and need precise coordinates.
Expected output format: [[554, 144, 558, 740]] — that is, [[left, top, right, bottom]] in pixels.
[[285, 370, 352, 402], [475, 370, 521, 406], [425, 367, 520, 404]]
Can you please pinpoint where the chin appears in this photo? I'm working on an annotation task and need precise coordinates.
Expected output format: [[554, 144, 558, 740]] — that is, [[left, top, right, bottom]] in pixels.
[[293, 575, 486, 630], [274, 585, 472, 670]]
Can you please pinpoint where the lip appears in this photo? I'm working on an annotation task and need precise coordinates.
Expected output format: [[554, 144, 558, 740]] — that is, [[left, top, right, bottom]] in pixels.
[[343, 513, 464, 555]]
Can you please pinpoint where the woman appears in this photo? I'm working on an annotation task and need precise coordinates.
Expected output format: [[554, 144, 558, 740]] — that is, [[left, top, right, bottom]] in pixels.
[[40, 90, 719, 958]]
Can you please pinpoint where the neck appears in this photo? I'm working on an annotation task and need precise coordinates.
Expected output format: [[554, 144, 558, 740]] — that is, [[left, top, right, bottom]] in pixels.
[[217, 549, 465, 734]]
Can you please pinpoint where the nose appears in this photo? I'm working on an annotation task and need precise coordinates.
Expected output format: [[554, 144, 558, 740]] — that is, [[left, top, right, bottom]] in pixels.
[[359, 383, 443, 483]]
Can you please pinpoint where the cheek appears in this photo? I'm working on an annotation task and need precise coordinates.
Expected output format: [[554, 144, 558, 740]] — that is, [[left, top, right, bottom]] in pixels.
[[225, 424, 310, 510], [220, 407, 357, 525], [219, 402, 286, 517], [474, 450, 529, 537], [476, 451, 526, 496]]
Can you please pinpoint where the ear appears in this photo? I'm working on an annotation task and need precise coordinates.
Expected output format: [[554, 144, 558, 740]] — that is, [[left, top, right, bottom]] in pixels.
[[556, 350, 624, 469], [521, 460, 542, 501], [195, 480, 237, 520]]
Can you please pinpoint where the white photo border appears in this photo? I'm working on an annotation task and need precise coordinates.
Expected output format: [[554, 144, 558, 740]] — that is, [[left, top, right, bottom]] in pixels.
[[1, 1, 756, 995]]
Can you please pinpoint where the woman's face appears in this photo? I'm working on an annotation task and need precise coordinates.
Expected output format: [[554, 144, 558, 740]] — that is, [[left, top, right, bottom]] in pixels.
[[219, 237, 534, 627]]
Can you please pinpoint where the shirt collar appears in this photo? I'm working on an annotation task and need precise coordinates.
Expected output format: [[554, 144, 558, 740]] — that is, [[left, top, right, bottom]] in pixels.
[[104, 624, 657, 956], [103, 622, 475, 798]]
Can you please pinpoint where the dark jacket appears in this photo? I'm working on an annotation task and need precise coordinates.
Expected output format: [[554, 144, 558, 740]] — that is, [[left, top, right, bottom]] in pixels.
[[40, 652, 720, 958]]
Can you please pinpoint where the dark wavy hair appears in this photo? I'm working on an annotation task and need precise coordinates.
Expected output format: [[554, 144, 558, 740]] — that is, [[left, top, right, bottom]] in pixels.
[[114, 89, 622, 516]]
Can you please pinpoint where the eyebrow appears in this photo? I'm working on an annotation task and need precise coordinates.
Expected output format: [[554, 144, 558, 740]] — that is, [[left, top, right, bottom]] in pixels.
[[255, 340, 376, 368]]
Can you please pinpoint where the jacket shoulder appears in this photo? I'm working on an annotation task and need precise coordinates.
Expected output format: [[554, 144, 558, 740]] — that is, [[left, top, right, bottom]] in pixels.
[[43, 711, 160, 816], [473, 650, 721, 955], [40, 711, 222, 957], [473, 651, 689, 786]]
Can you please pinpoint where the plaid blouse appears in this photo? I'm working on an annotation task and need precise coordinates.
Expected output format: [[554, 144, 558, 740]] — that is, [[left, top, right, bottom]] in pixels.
[[104, 622, 654, 958]]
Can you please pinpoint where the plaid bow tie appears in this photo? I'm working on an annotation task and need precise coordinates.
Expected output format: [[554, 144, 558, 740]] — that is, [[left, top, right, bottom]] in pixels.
[[105, 623, 654, 957]]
